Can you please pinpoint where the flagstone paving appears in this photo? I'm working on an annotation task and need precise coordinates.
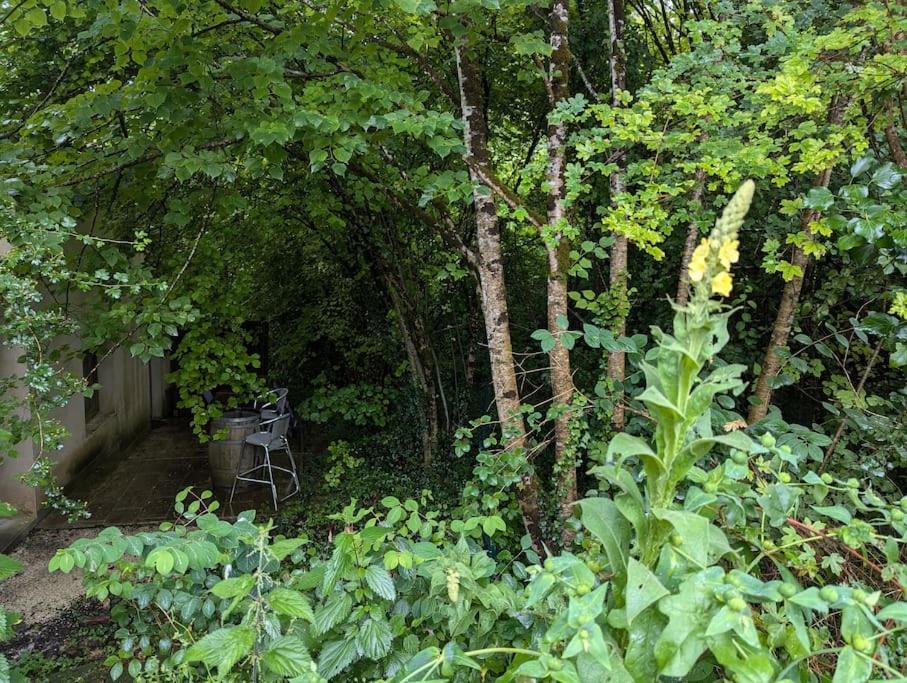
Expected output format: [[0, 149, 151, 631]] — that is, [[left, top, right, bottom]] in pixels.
[[40, 418, 305, 529]]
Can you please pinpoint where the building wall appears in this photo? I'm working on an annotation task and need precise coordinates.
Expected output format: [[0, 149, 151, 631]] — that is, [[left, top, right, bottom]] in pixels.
[[47, 346, 155, 488], [0, 343, 168, 522]]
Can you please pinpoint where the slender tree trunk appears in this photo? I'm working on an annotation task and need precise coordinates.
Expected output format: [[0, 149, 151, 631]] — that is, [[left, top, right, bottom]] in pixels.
[[676, 166, 706, 306], [607, 0, 629, 429], [885, 101, 907, 170], [455, 42, 543, 547], [748, 99, 849, 423], [820, 340, 884, 471], [544, 0, 578, 530], [372, 250, 440, 466], [748, 168, 831, 423]]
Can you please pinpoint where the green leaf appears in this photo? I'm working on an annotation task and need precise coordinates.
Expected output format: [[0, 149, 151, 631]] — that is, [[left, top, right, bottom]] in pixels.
[[314, 591, 352, 636], [653, 508, 731, 566], [577, 498, 631, 582], [270, 538, 306, 561], [871, 162, 902, 190], [267, 588, 315, 622], [146, 548, 175, 575], [49, 1, 67, 20], [810, 505, 852, 524], [876, 602, 907, 622], [26, 7, 48, 28], [185, 626, 254, 678], [318, 638, 359, 679], [210, 575, 254, 599], [364, 564, 396, 601], [831, 646, 872, 683], [850, 157, 874, 178], [357, 617, 393, 659], [262, 635, 311, 677], [625, 558, 669, 627], [804, 186, 834, 210], [655, 567, 723, 677], [0, 555, 23, 581]]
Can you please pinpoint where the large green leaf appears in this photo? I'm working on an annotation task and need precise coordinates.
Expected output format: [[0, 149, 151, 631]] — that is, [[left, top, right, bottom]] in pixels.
[[185, 626, 254, 678], [709, 632, 776, 683], [318, 638, 360, 679], [314, 591, 353, 636], [267, 587, 315, 622], [654, 567, 723, 677], [357, 616, 393, 659], [652, 508, 731, 566], [831, 646, 872, 683], [577, 498, 631, 582], [262, 635, 312, 677], [364, 563, 396, 601], [625, 558, 669, 627]]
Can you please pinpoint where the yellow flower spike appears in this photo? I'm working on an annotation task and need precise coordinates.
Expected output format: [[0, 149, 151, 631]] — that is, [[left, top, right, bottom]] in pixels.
[[688, 238, 710, 282], [718, 239, 740, 270], [711, 271, 733, 297]]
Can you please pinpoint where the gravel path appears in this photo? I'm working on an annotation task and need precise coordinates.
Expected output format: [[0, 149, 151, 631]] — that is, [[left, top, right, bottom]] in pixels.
[[0, 526, 152, 626]]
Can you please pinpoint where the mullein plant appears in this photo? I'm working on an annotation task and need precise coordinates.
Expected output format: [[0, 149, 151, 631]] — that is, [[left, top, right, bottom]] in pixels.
[[587, 180, 754, 559], [561, 181, 767, 680]]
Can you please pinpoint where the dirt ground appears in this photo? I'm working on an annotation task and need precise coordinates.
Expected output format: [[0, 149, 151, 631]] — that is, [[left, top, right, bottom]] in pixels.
[[0, 527, 109, 626], [0, 526, 153, 681]]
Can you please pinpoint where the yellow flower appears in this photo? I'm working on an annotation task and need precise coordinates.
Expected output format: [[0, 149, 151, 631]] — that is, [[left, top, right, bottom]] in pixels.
[[688, 238, 710, 282], [711, 271, 733, 297], [718, 239, 740, 270]]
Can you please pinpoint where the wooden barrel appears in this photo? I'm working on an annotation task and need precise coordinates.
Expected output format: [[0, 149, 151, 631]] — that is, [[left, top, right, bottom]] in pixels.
[[208, 410, 260, 491]]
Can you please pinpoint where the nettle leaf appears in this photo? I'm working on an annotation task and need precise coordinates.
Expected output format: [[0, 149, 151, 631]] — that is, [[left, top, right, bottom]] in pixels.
[[210, 575, 254, 599], [185, 626, 254, 678], [318, 638, 359, 679], [357, 617, 393, 659], [364, 564, 396, 601], [262, 635, 312, 677], [267, 588, 315, 622], [314, 591, 353, 636]]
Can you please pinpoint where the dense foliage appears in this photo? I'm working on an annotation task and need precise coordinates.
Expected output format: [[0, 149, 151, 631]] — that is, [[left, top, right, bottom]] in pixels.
[[0, 0, 905, 680]]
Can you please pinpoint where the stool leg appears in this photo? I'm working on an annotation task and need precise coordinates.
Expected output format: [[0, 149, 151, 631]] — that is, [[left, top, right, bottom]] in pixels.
[[264, 446, 278, 510], [229, 441, 249, 506], [285, 438, 300, 497]]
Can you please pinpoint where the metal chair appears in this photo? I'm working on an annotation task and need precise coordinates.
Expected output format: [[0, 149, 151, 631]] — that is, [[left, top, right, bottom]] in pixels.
[[255, 387, 289, 421], [229, 412, 300, 510]]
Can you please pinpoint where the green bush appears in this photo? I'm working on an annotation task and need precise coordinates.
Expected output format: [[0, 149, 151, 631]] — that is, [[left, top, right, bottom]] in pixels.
[[50, 185, 907, 681]]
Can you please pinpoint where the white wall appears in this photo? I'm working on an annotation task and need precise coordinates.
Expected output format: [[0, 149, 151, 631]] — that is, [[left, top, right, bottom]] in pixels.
[[0, 343, 164, 522]]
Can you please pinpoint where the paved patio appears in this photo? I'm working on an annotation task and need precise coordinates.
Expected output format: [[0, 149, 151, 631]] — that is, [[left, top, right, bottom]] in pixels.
[[40, 418, 304, 529]]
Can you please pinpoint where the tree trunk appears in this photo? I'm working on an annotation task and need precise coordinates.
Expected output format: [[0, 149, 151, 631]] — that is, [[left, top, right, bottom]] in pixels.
[[606, 0, 629, 430], [676, 166, 706, 306], [748, 165, 837, 424], [545, 0, 578, 531], [885, 101, 907, 170], [372, 250, 440, 466], [455, 41, 543, 547], [748, 99, 849, 423]]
